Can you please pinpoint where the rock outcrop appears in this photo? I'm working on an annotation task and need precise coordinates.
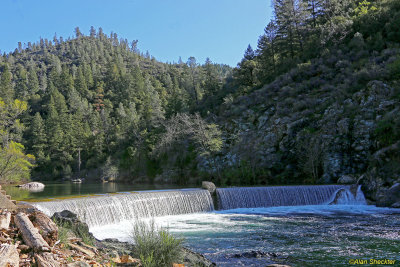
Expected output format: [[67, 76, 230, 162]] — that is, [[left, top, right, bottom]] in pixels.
[[202, 181, 216, 194]]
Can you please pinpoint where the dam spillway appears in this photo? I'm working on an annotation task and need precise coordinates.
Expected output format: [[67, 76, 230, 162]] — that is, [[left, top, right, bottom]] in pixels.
[[33, 189, 214, 227], [216, 185, 366, 210], [33, 184, 367, 228]]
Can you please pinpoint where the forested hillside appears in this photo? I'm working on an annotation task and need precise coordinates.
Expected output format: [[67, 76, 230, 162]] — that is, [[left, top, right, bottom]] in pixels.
[[0, 27, 231, 182], [218, 0, 400, 206], [0, 0, 399, 205]]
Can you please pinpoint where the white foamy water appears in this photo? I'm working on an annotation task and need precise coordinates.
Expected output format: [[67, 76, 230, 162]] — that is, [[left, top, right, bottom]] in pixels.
[[33, 189, 214, 227], [32, 185, 398, 267], [90, 205, 400, 267]]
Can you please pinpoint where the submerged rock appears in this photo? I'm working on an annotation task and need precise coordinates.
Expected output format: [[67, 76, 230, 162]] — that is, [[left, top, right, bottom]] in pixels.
[[232, 250, 277, 259]]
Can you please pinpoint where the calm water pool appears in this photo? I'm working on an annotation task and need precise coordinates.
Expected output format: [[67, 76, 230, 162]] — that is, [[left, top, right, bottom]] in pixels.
[[5, 182, 189, 201]]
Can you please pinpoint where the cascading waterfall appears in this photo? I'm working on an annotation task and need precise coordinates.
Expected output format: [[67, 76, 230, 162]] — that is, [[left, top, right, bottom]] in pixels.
[[33, 189, 214, 227], [216, 185, 367, 210], [328, 185, 367, 205]]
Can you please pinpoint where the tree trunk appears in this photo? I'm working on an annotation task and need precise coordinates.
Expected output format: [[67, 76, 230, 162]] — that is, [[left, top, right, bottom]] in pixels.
[[35, 252, 61, 267], [29, 211, 58, 246], [14, 213, 50, 252], [0, 244, 19, 267]]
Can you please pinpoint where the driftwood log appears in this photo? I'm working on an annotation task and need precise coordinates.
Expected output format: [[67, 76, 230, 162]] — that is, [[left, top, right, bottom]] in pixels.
[[30, 211, 58, 246], [34, 252, 61, 267], [0, 211, 11, 229], [0, 244, 19, 267], [14, 212, 50, 252]]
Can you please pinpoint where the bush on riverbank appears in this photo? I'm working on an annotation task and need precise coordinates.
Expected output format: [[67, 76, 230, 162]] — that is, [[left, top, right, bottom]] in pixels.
[[131, 219, 183, 267]]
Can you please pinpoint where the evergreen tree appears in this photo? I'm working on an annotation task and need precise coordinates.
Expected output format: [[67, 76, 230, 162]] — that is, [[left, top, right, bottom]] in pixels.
[[0, 64, 14, 103]]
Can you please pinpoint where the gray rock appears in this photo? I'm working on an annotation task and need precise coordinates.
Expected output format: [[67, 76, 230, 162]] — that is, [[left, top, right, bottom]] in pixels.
[[18, 182, 45, 192], [391, 202, 400, 208], [202, 181, 216, 195], [376, 183, 400, 207], [337, 175, 356, 184], [51, 210, 93, 241], [19, 182, 45, 189], [182, 247, 216, 267]]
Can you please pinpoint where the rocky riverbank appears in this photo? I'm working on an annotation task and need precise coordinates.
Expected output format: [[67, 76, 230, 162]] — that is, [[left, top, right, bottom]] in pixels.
[[0, 202, 216, 267]]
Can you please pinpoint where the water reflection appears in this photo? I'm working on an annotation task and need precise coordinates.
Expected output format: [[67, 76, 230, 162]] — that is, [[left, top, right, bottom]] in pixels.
[[5, 182, 191, 201]]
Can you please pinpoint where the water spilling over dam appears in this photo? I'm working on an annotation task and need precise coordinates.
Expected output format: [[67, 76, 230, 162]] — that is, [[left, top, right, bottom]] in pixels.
[[216, 185, 366, 210], [34, 189, 214, 227], [33, 185, 367, 227]]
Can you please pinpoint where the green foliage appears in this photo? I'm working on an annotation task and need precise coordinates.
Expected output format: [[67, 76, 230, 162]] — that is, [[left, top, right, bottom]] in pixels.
[[388, 56, 400, 80], [0, 29, 232, 181], [375, 117, 400, 147], [354, 0, 377, 17], [54, 218, 94, 246], [131, 220, 183, 267], [0, 141, 35, 182], [54, 221, 70, 247], [0, 97, 34, 183]]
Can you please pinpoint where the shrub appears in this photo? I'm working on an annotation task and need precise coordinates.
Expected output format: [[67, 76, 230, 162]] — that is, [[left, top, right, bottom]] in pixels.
[[131, 220, 183, 267]]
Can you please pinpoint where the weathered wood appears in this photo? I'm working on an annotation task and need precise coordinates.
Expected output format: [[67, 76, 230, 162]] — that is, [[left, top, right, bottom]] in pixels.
[[0, 211, 11, 229], [30, 211, 58, 246], [68, 242, 95, 258], [14, 212, 50, 252], [34, 252, 61, 267], [0, 243, 19, 267]]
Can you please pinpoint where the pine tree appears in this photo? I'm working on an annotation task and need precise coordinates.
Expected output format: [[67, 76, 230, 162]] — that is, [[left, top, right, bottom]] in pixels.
[[30, 112, 47, 163], [0, 64, 14, 103]]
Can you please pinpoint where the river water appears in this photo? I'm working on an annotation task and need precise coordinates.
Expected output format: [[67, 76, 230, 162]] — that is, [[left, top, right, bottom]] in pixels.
[[90, 205, 400, 267], [27, 184, 400, 266]]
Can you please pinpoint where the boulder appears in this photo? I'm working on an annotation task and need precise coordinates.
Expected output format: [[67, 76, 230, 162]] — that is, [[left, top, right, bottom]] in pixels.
[[181, 247, 216, 267], [51, 210, 93, 241], [202, 181, 216, 195], [18, 182, 45, 192], [376, 183, 400, 207], [337, 175, 356, 184]]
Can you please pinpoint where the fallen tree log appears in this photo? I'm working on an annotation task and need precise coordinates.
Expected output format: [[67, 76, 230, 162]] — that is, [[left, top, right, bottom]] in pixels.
[[34, 252, 61, 267], [0, 211, 11, 229], [30, 211, 58, 246], [14, 212, 50, 252], [0, 243, 19, 267]]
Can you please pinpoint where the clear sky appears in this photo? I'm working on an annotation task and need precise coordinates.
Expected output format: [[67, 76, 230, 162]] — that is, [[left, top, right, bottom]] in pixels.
[[2, 0, 273, 66]]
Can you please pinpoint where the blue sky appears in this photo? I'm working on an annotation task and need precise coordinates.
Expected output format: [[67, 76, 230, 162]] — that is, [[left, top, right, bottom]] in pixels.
[[2, 0, 273, 66]]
